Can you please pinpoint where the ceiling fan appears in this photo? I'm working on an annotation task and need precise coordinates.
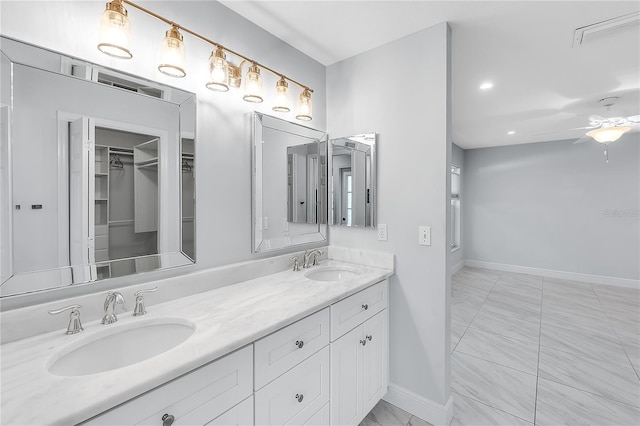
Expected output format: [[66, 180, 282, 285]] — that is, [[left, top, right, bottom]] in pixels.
[[571, 97, 639, 162]]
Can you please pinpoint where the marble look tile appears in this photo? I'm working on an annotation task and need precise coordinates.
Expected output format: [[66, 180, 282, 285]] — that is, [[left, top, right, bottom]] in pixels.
[[469, 307, 540, 344], [455, 328, 539, 374], [484, 290, 541, 313], [452, 283, 490, 307], [451, 322, 467, 353], [539, 346, 640, 407], [540, 322, 630, 366], [494, 275, 543, 293], [453, 268, 499, 290], [327, 246, 395, 270], [407, 415, 433, 426], [358, 417, 382, 426], [451, 352, 537, 422], [540, 308, 615, 338], [482, 296, 541, 317], [450, 392, 533, 426], [536, 378, 640, 426], [605, 311, 640, 337], [451, 300, 480, 327], [366, 400, 412, 426]]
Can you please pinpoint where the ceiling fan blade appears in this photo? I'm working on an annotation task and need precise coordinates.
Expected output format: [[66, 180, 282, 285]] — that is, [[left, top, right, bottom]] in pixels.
[[532, 126, 596, 137], [589, 114, 606, 122], [626, 115, 640, 123], [573, 135, 592, 145]]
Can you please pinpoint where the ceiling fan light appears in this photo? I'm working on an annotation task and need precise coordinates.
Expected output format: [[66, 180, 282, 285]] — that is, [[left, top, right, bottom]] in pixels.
[[586, 126, 631, 143]]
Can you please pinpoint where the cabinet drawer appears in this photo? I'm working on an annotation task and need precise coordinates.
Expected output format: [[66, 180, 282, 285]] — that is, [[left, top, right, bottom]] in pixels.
[[297, 402, 329, 426], [255, 346, 330, 426], [205, 396, 253, 426], [255, 308, 330, 390], [83, 345, 253, 426], [330, 280, 388, 341]]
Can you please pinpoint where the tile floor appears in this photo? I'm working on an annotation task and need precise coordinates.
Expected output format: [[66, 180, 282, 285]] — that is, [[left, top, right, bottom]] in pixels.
[[450, 267, 640, 425], [362, 267, 640, 426]]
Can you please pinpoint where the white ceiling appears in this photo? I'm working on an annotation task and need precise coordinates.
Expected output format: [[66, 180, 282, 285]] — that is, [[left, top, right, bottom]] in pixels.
[[220, 1, 640, 149]]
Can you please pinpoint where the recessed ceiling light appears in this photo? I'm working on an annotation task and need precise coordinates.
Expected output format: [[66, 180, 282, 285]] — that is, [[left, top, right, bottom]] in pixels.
[[507, 131, 516, 135], [479, 82, 493, 90]]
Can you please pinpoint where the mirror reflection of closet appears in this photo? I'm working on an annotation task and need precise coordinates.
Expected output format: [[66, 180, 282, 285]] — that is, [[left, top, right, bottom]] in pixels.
[[94, 127, 159, 279], [181, 138, 195, 261]]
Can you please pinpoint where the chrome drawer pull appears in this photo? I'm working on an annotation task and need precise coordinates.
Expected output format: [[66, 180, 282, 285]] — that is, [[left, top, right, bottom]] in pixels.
[[295, 340, 304, 349], [162, 413, 175, 426], [362, 304, 369, 310], [295, 393, 304, 403]]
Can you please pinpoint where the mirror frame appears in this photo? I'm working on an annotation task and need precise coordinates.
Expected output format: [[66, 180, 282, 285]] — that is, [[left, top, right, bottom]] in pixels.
[[0, 36, 197, 298], [252, 112, 328, 253], [329, 133, 377, 228]]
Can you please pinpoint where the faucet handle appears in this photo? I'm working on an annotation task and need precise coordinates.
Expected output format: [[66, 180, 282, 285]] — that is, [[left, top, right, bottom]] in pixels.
[[290, 256, 301, 272], [133, 287, 158, 317], [48, 304, 83, 335]]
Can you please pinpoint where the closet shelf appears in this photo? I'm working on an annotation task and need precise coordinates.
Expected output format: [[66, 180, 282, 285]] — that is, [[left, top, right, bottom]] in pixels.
[[135, 159, 158, 169]]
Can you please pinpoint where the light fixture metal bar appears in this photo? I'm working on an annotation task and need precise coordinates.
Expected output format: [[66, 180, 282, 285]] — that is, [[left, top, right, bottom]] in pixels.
[[121, 0, 313, 92]]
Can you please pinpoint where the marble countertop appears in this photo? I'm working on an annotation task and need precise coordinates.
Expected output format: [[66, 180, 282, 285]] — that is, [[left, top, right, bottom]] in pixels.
[[0, 259, 393, 425]]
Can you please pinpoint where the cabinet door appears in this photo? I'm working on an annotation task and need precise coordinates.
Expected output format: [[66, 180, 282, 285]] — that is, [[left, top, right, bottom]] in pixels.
[[255, 346, 330, 426], [362, 310, 389, 416], [205, 396, 253, 426], [330, 325, 363, 426]]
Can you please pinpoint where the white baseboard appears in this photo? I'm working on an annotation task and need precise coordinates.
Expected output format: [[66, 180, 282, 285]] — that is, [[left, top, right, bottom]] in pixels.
[[384, 383, 453, 426], [451, 260, 465, 274], [464, 260, 640, 289]]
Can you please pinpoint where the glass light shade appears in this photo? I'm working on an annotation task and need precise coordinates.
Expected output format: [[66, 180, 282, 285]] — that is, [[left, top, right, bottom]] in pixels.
[[243, 65, 263, 103], [296, 89, 313, 121], [272, 78, 290, 112], [586, 126, 631, 143], [206, 47, 229, 92], [97, 1, 132, 59], [158, 26, 186, 78]]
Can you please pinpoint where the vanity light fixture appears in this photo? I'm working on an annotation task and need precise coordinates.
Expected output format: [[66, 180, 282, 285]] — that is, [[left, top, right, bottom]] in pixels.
[[97, 0, 132, 59], [96, 0, 314, 120], [243, 64, 264, 103], [158, 24, 186, 77], [273, 77, 290, 112], [206, 46, 229, 92], [586, 125, 631, 143], [296, 89, 313, 121]]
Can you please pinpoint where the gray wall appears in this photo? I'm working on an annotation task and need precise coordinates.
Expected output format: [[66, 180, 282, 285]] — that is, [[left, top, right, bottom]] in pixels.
[[327, 23, 452, 414], [463, 134, 640, 280], [0, 1, 327, 302], [450, 143, 464, 268]]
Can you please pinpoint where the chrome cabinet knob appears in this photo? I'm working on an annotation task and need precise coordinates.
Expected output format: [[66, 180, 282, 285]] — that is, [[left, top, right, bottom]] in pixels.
[[48, 304, 83, 335], [366, 335, 373, 341], [360, 339, 367, 346], [295, 394, 304, 403], [162, 413, 175, 426], [362, 304, 369, 310], [295, 340, 304, 349]]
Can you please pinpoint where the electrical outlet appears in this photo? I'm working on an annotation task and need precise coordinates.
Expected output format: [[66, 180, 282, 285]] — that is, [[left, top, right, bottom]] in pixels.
[[419, 226, 431, 246], [377, 224, 388, 241]]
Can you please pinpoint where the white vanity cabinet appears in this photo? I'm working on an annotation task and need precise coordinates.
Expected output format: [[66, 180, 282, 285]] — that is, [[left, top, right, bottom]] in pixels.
[[330, 280, 389, 426], [82, 345, 253, 426]]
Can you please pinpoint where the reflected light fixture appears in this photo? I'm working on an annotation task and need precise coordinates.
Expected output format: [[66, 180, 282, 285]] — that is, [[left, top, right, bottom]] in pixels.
[[586, 126, 631, 143], [243, 64, 263, 103], [296, 89, 313, 121], [272, 77, 290, 112], [158, 24, 186, 78], [97, 0, 132, 59], [96, 0, 314, 120], [206, 46, 229, 92], [479, 81, 493, 90], [507, 130, 516, 135]]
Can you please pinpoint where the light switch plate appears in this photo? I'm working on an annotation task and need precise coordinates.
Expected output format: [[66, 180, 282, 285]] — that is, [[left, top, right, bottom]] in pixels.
[[378, 224, 388, 241], [419, 226, 431, 246]]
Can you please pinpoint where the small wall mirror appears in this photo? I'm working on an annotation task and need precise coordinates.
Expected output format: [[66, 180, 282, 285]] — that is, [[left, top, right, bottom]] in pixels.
[[252, 113, 327, 253], [0, 37, 196, 297], [330, 133, 377, 227]]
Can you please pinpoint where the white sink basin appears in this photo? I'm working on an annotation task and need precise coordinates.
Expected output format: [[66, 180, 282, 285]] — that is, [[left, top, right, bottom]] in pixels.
[[47, 318, 195, 376], [305, 267, 361, 282]]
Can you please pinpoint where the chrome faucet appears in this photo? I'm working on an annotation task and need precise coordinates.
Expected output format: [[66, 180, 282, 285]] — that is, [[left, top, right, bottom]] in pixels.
[[133, 287, 158, 316], [290, 256, 301, 271], [102, 291, 125, 324], [303, 249, 323, 268], [48, 304, 83, 335]]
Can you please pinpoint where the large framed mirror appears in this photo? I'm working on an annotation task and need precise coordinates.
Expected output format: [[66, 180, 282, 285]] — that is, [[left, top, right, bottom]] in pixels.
[[252, 113, 327, 253], [330, 133, 377, 227], [0, 37, 196, 297]]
